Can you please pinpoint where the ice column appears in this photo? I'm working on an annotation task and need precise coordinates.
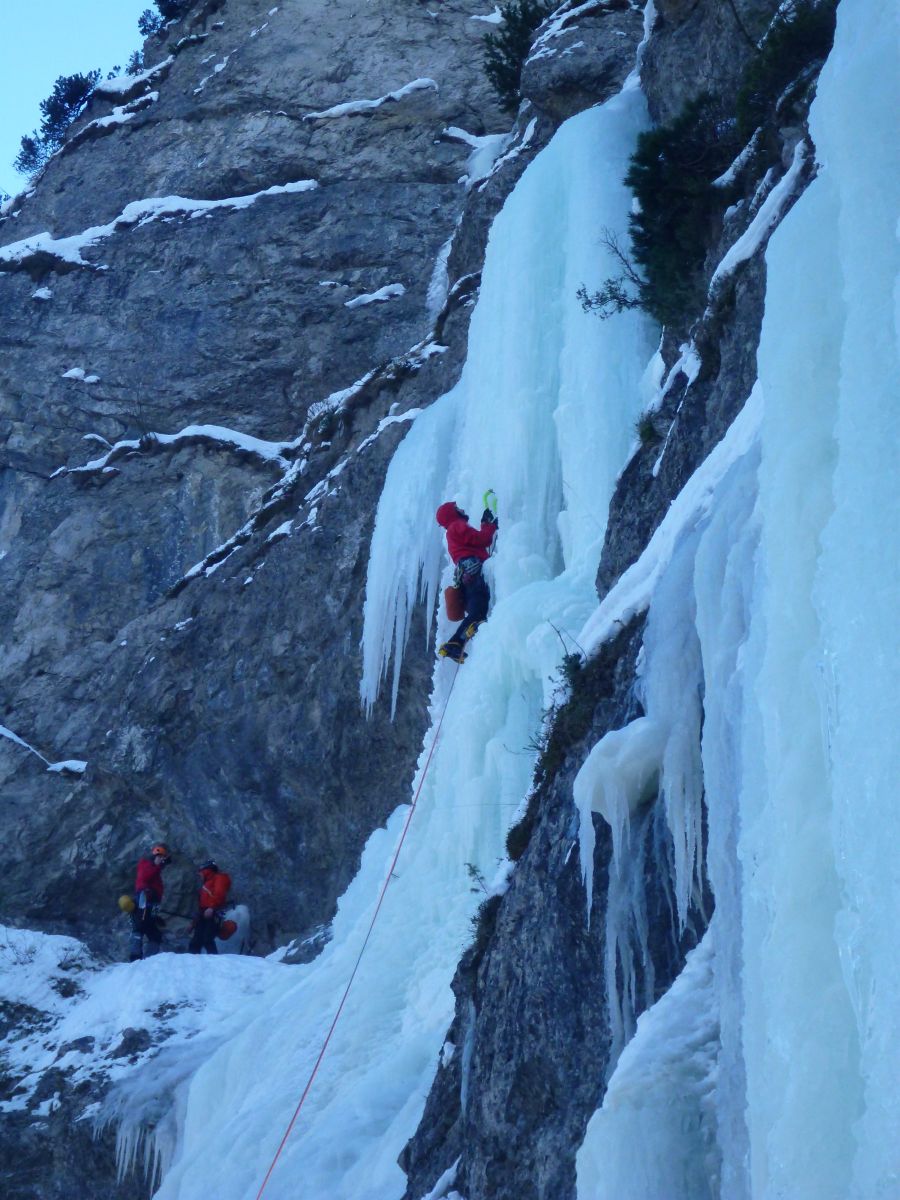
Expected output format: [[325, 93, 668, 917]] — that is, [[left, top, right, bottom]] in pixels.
[[739, 0, 899, 1193], [578, 1, 899, 1196]]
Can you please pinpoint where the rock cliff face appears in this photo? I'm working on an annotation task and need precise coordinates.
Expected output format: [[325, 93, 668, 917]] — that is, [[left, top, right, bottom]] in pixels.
[[1, 0, 515, 956], [1, 0, 843, 1196]]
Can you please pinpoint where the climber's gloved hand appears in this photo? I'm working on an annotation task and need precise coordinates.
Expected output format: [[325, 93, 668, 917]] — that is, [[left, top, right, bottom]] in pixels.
[[481, 508, 498, 526]]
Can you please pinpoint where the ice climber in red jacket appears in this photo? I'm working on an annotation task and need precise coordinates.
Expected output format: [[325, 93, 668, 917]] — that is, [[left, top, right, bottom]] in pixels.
[[188, 860, 232, 955], [129, 842, 171, 962], [435, 499, 498, 662]]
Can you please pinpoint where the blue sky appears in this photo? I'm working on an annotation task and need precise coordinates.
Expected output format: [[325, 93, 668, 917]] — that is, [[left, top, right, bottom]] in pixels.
[[0, 0, 152, 198]]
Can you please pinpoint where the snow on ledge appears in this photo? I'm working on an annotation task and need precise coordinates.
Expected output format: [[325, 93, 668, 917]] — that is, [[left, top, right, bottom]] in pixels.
[[477, 118, 538, 192], [304, 78, 438, 121], [708, 140, 808, 293], [94, 56, 174, 100], [61, 368, 101, 383], [528, 0, 607, 64], [193, 52, 234, 94], [471, 6, 502, 23], [712, 128, 762, 189], [443, 126, 513, 189], [344, 283, 406, 309], [0, 724, 87, 776], [0, 180, 318, 273], [57, 422, 296, 478], [171, 332, 445, 591], [77, 91, 159, 138]]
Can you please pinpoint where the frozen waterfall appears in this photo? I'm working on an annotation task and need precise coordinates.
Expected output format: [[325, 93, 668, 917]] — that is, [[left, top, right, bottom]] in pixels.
[[576, 0, 900, 1196], [150, 82, 657, 1200]]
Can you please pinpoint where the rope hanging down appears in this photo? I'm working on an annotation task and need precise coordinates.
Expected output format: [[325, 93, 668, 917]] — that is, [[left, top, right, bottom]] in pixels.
[[255, 665, 462, 1199]]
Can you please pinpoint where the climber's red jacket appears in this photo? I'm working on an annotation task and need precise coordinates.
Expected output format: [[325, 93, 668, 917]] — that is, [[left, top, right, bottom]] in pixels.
[[435, 502, 496, 564], [134, 857, 165, 903], [198, 868, 231, 912]]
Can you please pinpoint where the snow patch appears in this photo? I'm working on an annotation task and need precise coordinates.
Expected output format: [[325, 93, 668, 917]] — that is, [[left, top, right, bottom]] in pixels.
[[265, 520, 293, 544], [0, 724, 87, 775], [193, 52, 233, 94], [477, 118, 537, 192], [712, 129, 762, 189], [528, 0, 606, 65], [304, 78, 438, 121], [0, 182, 318, 274], [47, 759, 87, 775], [94, 56, 174, 99], [708, 141, 808, 293], [344, 282, 406, 309], [59, 422, 296, 478], [443, 126, 513, 189]]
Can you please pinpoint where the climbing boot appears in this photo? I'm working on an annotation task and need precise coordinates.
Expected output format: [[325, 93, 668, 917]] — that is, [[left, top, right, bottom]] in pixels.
[[438, 640, 466, 663], [463, 620, 484, 640]]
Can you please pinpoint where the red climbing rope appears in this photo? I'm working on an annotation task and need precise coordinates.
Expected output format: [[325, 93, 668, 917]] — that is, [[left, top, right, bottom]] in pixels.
[[255, 664, 462, 1199]]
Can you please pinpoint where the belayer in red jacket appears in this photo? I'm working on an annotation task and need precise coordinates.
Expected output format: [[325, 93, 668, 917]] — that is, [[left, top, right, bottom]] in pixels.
[[188, 860, 232, 955], [435, 499, 498, 662], [129, 842, 171, 962]]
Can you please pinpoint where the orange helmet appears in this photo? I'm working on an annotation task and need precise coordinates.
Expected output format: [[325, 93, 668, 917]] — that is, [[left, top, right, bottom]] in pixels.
[[151, 843, 171, 861]]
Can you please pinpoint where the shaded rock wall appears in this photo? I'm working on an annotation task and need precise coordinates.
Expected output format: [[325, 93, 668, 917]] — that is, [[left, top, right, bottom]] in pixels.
[[0, 0, 514, 957]]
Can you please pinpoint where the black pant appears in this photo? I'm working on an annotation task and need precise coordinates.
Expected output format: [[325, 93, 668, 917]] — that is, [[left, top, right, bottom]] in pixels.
[[189, 915, 220, 954], [449, 567, 490, 645], [129, 906, 162, 961]]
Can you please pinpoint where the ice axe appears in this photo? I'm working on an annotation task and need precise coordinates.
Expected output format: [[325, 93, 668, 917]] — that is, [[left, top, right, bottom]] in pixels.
[[482, 488, 498, 517]]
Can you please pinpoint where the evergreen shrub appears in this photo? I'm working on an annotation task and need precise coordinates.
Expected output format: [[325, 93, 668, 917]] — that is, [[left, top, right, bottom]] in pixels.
[[737, 0, 839, 138], [138, 10, 164, 36], [139, 0, 189, 37], [483, 0, 556, 114], [581, 96, 741, 327], [14, 71, 101, 175], [580, 0, 839, 330], [623, 95, 742, 326]]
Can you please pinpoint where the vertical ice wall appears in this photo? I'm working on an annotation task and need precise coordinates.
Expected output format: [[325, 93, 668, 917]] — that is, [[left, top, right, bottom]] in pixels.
[[361, 83, 658, 717], [150, 82, 657, 1200], [576, 0, 899, 1196]]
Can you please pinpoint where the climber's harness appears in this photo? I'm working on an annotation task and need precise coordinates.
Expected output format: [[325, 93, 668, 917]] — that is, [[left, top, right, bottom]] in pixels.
[[453, 557, 483, 587]]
